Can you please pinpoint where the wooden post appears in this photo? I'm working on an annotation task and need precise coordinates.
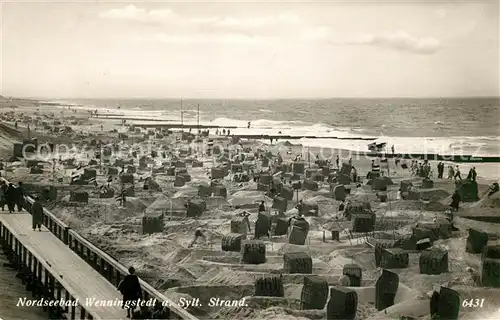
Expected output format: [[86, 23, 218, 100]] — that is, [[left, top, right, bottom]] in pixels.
[[180, 97, 184, 132], [307, 146, 310, 168]]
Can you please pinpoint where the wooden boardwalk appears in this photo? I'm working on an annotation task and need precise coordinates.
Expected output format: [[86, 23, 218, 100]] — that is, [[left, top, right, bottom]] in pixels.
[[0, 212, 126, 319]]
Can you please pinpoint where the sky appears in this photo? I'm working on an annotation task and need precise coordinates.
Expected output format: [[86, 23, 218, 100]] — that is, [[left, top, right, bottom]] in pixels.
[[0, 0, 498, 99]]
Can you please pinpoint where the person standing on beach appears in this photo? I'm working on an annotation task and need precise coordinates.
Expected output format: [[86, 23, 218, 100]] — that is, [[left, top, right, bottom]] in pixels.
[[336, 156, 340, 168], [32, 196, 43, 231], [391, 145, 395, 155], [351, 166, 357, 183], [118, 267, 142, 318], [258, 201, 266, 213], [467, 167, 477, 181]]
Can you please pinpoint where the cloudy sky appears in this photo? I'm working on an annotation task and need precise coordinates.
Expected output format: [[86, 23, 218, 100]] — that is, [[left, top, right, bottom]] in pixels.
[[1, 0, 498, 99]]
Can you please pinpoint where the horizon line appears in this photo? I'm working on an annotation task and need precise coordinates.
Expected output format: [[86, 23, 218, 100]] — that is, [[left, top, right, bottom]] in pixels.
[[5, 95, 500, 101]]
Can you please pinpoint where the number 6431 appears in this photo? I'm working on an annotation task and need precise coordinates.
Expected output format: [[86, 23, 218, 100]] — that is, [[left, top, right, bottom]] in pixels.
[[462, 298, 485, 308]]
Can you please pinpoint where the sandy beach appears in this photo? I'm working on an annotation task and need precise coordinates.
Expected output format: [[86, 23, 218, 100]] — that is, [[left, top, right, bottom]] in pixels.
[[1, 95, 499, 319]]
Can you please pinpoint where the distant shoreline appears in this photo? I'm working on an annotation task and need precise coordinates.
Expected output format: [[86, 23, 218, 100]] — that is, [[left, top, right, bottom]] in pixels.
[[7, 95, 500, 101]]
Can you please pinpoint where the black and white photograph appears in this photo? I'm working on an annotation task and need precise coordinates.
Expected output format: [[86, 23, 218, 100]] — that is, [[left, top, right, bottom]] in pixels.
[[0, 0, 499, 319]]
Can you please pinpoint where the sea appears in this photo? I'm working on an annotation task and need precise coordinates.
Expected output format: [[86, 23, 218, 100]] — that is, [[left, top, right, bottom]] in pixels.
[[47, 97, 500, 158]]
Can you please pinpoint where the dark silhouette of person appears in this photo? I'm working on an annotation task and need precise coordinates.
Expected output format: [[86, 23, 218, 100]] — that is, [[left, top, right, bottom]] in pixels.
[[454, 166, 462, 181], [258, 201, 266, 213], [32, 196, 43, 231], [118, 267, 142, 318], [450, 189, 461, 212], [17, 181, 24, 211], [467, 167, 477, 181], [5, 183, 17, 213], [188, 227, 206, 248], [0, 181, 7, 211]]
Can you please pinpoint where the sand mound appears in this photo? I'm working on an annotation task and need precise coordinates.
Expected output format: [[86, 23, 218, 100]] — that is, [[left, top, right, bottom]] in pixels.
[[479, 192, 500, 208], [278, 141, 294, 147], [146, 194, 185, 214], [306, 195, 339, 216], [367, 299, 429, 320], [212, 302, 324, 320], [230, 191, 264, 207]]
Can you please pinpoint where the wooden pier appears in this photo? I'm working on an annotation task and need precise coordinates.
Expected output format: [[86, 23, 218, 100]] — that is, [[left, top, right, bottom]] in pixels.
[[0, 213, 123, 319], [0, 185, 199, 320]]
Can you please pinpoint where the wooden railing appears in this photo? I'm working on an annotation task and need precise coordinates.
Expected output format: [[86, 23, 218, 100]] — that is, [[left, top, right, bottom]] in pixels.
[[0, 222, 100, 319], [68, 230, 198, 320], [0, 177, 198, 320]]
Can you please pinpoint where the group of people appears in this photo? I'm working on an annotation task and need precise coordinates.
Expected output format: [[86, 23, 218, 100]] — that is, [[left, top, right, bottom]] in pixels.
[[444, 165, 477, 181], [0, 180, 45, 231], [446, 165, 462, 180], [409, 160, 432, 178], [407, 160, 478, 182], [0, 180, 24, 213], [215, 128, 231, 136]]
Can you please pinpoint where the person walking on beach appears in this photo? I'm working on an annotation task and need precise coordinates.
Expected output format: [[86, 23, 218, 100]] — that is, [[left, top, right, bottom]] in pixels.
[[447, 165, 454, 179], [454, 166, 462, 181], [450, 189, 461, 212], [118, 267, 142, 318], [336, 156, 340, 168], [32, 196, 43, 231]]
